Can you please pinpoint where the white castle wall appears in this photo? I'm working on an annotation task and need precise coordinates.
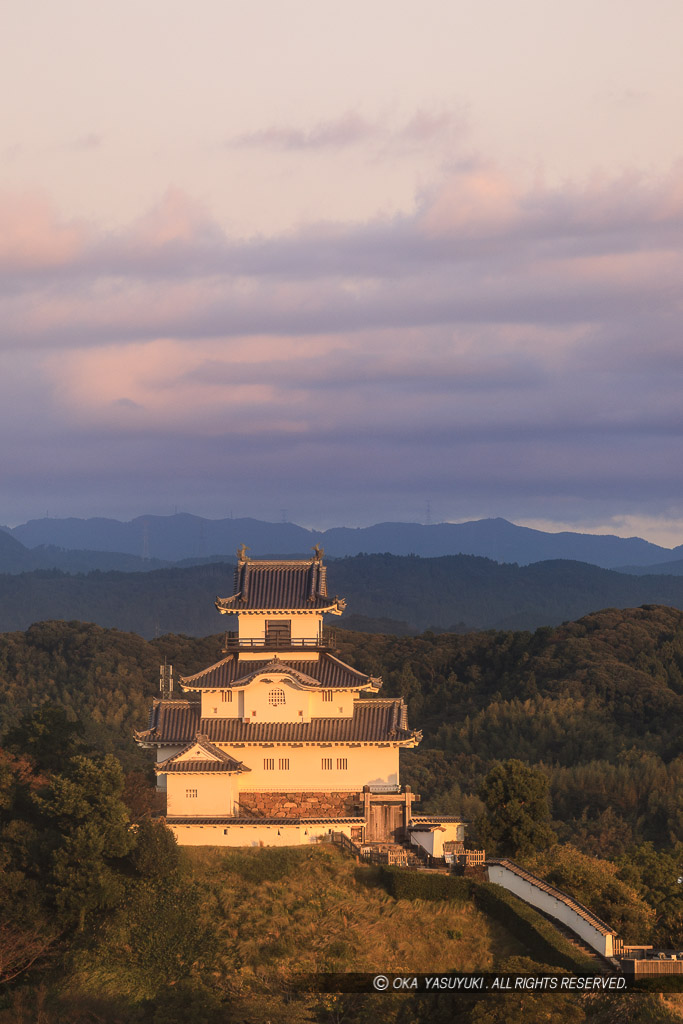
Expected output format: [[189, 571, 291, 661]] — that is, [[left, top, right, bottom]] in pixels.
[[487, 861, 616, 957], [168, 820, 357, 847]]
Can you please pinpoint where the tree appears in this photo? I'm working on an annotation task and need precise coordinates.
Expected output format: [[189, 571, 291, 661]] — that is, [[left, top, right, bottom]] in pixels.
[[0, 922, 58, 985], [528, 845, 655, 944], [477, 759, 556, 858], [3, 706, 85, 771], [616, 842, 683, 947], [35, 754, 135, 929], [130, 818, 180, 879]]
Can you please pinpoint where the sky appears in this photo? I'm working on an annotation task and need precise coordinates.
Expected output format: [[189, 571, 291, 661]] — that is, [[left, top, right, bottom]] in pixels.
[[2, 1, 683, 545]]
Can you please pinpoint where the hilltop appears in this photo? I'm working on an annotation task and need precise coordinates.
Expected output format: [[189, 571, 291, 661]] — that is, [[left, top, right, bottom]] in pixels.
[[6, 553, 683, 635]]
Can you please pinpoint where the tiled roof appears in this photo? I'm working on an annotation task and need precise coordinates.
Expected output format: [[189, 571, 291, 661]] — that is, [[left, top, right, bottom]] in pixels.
[[487, 859, 616, 937], [215, 554, 346, 613], [410, 816, 468, 824], [135, 697, 421, 747], [134, 700, 198, 744], [156, 736, 250, 774], [166, 816, 365, 825], [180, 652, 380, 691]]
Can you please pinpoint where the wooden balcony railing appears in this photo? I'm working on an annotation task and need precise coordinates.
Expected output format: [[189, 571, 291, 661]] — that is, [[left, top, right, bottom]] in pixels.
[[222, 632, 336, 651]]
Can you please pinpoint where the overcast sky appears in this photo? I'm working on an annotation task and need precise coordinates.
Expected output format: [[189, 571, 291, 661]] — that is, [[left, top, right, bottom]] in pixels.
[[2, 1, 683, 544]]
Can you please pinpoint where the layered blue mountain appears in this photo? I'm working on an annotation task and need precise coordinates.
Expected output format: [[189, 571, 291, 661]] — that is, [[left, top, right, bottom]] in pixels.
[[2, 514, 681, 569]]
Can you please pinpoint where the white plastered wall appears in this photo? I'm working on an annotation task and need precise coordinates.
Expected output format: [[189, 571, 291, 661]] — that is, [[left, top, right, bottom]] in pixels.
[[487, 863, 615, 957], [200, 676, 356, 722], [232, 742, 399, 791], [155, 745, 184, 789], [166, 773, 237, 816], [169, 821, 359, 847], [410, 823, 464, 857], [410, 830, 436, 856], [236, 612, 323, 646]]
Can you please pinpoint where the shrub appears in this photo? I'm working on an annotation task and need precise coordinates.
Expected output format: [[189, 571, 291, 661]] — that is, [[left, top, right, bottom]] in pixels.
[[130, 819, 180, 879], [379, 867, 471, 903]]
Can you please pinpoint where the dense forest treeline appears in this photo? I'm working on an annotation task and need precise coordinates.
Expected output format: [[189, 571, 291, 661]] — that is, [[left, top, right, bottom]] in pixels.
[[1, 607, 682, 1019], [0, 604, 680, 858], [7, 554, 683, 635]]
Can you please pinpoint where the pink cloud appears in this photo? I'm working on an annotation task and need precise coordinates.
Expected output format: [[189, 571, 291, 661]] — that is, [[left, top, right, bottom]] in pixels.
[[123, 188, 222, 249], [417, 167, 519, 237], [0, 191, 88, 270]]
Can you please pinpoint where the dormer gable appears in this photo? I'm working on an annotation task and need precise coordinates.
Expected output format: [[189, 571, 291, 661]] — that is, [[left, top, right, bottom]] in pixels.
[[216, 656, 332, 692], [179, 653, 382, 694], [156, 736, 250, 773]]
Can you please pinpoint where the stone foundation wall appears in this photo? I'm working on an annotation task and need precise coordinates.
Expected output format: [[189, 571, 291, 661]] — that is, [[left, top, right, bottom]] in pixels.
[[238, 791, 362, 818]]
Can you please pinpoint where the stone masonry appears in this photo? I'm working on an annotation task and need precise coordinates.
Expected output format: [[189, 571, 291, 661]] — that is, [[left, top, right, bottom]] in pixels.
[[238, 791, 362, 818]]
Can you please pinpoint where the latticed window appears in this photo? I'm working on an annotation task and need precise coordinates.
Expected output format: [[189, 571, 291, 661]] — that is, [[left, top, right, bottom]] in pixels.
[[264, 758, 275, 770], [322, 691, 333, 702], [279, 758, 290, 770], [185, 789, 198, 798], [337, 758, 348, 770], [321, 758, 333, 770], [268, 688, 286, 706], [221, 690, 232, 702]]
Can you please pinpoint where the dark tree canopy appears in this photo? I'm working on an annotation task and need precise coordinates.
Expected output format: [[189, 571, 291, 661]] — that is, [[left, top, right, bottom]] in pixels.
[[478, 759, 556, 858]]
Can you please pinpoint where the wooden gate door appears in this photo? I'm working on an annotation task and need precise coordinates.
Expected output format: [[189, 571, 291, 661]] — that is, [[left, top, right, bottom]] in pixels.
[[367, 801, 404, 842]]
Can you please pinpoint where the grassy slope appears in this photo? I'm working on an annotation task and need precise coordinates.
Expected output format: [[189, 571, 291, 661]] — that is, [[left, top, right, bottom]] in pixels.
[[56, 846, 522, 1020], [184, 847, 517, 976], [4, 847, 683, 1023]]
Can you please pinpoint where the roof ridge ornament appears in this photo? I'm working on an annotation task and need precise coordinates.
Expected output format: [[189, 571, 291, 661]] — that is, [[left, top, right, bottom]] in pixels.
[[237, 544, 250, 563], [312, 544, 324, 562]]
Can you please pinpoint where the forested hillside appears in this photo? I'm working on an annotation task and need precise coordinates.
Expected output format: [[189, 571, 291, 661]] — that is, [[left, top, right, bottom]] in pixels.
[[6, 554, 683, 635], [0, 605, 681, 856], [1, 608, 682, 1019], [335, 606, 683, 853]]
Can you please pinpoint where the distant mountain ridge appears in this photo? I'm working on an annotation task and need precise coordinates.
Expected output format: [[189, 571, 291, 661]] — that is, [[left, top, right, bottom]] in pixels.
[[3, 553, 683, 637], [615, 558, 683, 576], [2, 513, 681, 570], [0, 528, 168, 575]]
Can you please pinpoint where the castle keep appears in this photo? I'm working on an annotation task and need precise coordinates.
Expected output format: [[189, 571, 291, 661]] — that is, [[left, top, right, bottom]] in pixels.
[[136, 547, 463, 850]]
